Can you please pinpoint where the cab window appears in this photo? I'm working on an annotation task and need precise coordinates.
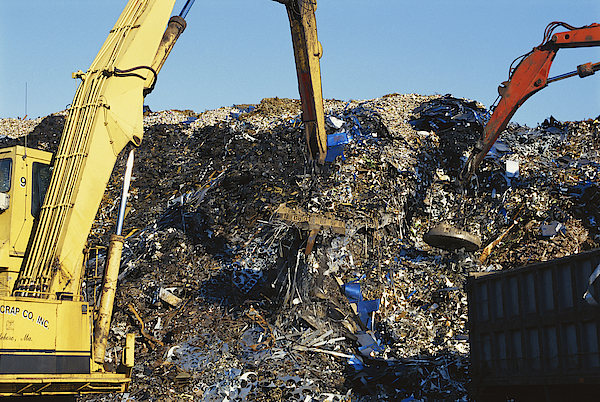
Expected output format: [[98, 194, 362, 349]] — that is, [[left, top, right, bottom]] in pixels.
[[32, 162, 51, 218], [0, 158, 11, 193]]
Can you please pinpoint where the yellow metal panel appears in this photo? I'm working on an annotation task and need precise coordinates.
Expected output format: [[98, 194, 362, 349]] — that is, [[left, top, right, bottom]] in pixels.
[[55, 301, 91, 352], [122, 333, 135, 367], [0, 298, 57, 351]]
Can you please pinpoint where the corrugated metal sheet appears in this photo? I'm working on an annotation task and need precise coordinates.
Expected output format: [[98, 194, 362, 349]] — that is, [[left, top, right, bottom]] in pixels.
[[469, 249, 600, 396]]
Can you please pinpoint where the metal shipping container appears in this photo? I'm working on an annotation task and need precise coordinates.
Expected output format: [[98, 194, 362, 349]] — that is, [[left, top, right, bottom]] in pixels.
[[468, 248, 600, 401]]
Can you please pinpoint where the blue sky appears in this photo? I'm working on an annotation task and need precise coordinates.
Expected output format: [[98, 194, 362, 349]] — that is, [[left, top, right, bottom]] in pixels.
[[1, 0, 599, 127]]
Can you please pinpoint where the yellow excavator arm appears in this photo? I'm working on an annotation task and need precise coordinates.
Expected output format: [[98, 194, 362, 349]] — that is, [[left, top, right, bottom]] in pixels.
[[14, 0, 178, 298], [279, 0, 328, 163]]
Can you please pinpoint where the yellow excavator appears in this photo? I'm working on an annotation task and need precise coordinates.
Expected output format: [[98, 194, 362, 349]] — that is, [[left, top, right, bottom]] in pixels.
[[0, 0, 326, 397]]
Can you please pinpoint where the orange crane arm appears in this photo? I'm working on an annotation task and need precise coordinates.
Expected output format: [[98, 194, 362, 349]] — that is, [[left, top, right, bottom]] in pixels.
[[459, 22, 600, 187]]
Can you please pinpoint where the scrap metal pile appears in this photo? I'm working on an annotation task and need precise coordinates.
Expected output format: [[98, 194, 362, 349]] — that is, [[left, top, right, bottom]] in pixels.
[[2, 93, 600, 401]]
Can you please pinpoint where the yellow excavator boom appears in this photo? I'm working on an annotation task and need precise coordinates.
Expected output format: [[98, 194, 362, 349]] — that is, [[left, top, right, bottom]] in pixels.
[[14, 0, 177, 298], [280, 0, 327, 163]]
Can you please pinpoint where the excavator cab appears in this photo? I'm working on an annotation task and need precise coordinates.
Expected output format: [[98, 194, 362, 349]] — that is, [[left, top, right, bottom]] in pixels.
[[0, 146, 52, 296]]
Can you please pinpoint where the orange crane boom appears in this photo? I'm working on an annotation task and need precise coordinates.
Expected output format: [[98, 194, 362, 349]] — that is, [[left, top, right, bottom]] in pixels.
[[459, 22, 600, 187]]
